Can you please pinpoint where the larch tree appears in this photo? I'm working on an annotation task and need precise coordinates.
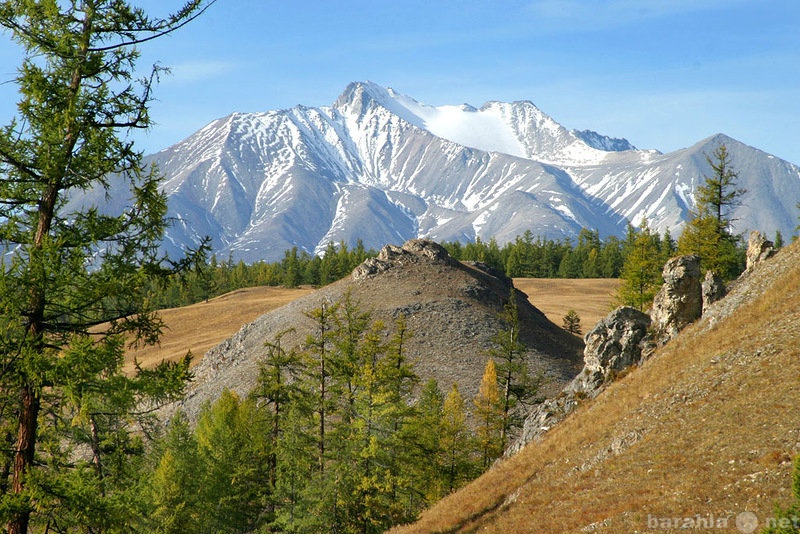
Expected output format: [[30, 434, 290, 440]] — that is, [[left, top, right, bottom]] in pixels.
[[678, 144, 746, 279], [0, 1, 213, 531], [473, 359, 504, 468], [489, 289, 542, 450], [440, 383, 474, 494], [617, 218, 664, 311]]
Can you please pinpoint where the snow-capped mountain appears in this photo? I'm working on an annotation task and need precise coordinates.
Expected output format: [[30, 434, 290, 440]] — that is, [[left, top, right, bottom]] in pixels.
[[115, 81, 800, 262]]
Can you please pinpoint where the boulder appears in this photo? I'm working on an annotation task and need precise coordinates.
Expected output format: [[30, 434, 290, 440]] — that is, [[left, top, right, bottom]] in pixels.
[[352, 239, 455, 281], [508, 306, 651, 454], [745, 231, 775, 272], [701, 270, 727, 310], [569, 306, 652, 394], [650, 255, 702, 340]]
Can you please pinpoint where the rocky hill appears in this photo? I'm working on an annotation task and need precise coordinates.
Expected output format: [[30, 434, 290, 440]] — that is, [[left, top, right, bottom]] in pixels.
[[169, 239, 583, 421], [390, 239, 800, 533]]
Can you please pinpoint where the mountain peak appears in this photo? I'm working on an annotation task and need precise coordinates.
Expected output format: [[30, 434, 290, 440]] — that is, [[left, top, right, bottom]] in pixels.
[[571, 129, 636, 152], [121, 81, 800, 264]]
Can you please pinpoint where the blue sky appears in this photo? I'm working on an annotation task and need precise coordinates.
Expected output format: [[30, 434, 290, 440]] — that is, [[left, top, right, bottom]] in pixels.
[[2, 0, 799, 164]]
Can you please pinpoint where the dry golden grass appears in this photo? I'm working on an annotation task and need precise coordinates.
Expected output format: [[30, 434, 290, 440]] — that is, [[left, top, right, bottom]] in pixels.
[[125, 279, 618, 373], [513, 278, 620, 332], [392, 244, 800, 534], [124, 286, 314, 372]]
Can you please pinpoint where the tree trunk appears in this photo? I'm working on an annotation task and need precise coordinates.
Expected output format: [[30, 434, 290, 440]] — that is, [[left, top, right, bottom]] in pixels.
[[7, 384, 40, 534]]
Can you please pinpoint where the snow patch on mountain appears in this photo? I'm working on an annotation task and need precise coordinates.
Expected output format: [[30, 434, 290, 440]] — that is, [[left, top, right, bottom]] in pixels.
[[84, 81, 800, 264]]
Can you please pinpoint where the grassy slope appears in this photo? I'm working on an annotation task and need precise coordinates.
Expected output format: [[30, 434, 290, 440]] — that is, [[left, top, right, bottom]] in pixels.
[[124, 286, 315, 372], [125, 279, 619, 372], [392, 244, 800, 533]]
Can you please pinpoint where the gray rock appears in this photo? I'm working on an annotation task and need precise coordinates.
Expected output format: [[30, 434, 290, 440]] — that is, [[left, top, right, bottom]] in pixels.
[[353, 239, 454, 281], [745, 230, 775, 272], [650, 255, 702, 340], [569, 306, 652, 394], [508, 306, 651, 454], [702, 270, 727, 310]]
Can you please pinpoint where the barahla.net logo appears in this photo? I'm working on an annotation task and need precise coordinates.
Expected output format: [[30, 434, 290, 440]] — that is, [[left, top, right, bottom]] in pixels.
[[648, 511, 799, 532]]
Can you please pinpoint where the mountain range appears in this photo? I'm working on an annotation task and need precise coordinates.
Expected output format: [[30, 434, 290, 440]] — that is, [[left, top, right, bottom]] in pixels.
[[78, 81, 800, 263]]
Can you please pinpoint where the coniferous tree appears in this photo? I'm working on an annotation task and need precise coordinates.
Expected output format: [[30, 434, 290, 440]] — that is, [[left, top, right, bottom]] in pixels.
[[408, 379, 446, 501], [562, 309, 582, 335], [440, 383, 475, 493], [147, 413, 203, 534], [618, 218, 664, 311], [489, 289, 542, 450], [250, 329, 305, 519], [194, 390, 270, 532], [761, 455, 800, 533], [473, 359, 504, 468], [678, 144, 746, 279], [0, 2, 212, 531]]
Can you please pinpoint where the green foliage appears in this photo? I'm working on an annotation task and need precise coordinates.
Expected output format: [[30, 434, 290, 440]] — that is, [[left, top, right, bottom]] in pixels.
[[761, 456, 800, 533], [678, 144, 747, 279], [440, 383, 477, 493], [617, 219, 665, 311], [141, 296, 493, 533], [0, 1, 211, 531], [562, 309, 582, 335], [489, 289, 543, 450], [150, 240, 378, 308]]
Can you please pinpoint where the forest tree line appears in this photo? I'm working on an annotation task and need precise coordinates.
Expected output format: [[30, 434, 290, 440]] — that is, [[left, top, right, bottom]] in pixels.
[[153, 223, 757, 310]]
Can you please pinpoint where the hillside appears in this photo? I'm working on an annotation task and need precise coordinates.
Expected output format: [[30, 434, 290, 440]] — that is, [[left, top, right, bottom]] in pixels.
[[126, 279, 618, 373], [123, 286, 315, 372], [391, 241, 800, 533], [165, 240, 587, 421]]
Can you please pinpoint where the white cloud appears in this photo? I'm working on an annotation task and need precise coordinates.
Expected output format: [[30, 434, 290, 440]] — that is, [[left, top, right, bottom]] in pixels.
[[164, 60, 237, 85], [524, 0, 750, 30]]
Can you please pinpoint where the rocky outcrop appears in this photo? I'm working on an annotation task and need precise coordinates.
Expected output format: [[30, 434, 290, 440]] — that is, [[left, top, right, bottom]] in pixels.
[[508, 306, 651, 454], [170, 238, 583, 423], [746, 230, 775, 272], [352, 239, 455, 280], [568, 307, 652, 394], [702, 270, 726, 310], [650, 255, 702, 340]]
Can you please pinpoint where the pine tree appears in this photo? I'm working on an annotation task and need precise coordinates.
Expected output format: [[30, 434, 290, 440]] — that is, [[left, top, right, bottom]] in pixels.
[[678, 144, 746, 279], [562, 309, 582, 335], [473, 360, 504, 468], [0, 4, 212, 530], [618, 218, 664, 311]]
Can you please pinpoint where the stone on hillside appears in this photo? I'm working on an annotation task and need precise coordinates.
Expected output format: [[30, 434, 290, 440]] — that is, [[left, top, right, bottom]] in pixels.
[[401, 238, 453, 263], [702, 270, 726, 310], [745, 230, 775, 272], [650, 255, 702, 340], [353, 239, 454, 281], [569, 306, 652, 394], [508, 306, 651, 454]]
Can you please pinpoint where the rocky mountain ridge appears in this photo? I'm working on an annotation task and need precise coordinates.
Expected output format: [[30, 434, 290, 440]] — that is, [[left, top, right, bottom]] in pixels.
[[69, 82, 800, 263]]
